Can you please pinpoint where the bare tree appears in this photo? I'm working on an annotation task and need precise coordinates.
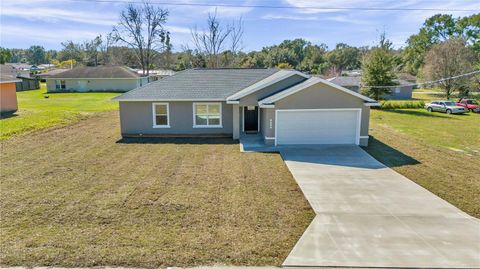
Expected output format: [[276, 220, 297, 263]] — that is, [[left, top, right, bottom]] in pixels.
[[112, 2, 169, 75], [191, 10, 244, 68], [423, 38, 475, 99]]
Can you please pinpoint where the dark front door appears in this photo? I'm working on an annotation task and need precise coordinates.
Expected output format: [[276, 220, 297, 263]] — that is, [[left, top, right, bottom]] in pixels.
[[244, 106, 258, 133]]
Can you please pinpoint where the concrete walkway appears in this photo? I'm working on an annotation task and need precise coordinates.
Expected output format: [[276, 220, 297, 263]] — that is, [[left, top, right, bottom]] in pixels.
[[280, 145, 480, 268]]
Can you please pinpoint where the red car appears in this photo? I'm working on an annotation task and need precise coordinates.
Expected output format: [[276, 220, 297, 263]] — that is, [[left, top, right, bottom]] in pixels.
[[456, 98, 480, 113]]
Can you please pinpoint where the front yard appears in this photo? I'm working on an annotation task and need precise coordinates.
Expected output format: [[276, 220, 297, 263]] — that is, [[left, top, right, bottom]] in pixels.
[[0, 112, 314, 267], [0, 84, 119, 140], [365, 108, 480, 218]]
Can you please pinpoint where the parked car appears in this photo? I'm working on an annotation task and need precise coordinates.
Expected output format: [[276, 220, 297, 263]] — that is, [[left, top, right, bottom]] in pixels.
[[425, 100, 467, 114], [456, 98, 480, 113]]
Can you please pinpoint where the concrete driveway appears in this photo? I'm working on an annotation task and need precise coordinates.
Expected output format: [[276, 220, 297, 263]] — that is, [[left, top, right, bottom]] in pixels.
[[281, 145, 480, 268]]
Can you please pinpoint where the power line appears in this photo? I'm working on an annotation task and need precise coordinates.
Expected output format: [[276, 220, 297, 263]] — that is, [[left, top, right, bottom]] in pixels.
[[63, 0, 480, 12], [361, 70, 480, 89]]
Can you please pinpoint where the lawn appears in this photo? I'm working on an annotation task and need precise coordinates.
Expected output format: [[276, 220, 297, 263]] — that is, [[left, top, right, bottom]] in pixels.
[[0, 112, 314, 267], [365, 108, 480, 218], [0, 84, 119, 140]]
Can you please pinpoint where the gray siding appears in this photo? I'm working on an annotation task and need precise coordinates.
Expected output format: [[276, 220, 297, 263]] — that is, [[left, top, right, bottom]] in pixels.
[[267, 83, 371, 146], [384, 86, 413, 100], [239, 74, 306, 106], [46, 78, 147, 92], [119, 101, 233, 136]]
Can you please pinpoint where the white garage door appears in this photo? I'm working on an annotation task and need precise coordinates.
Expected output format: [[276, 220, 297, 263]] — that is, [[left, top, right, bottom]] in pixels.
[[276, 109, 360, 145]]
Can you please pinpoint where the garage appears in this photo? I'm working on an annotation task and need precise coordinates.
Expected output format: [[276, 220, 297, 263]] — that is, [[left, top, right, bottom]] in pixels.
[[275, 109, 361, 145]]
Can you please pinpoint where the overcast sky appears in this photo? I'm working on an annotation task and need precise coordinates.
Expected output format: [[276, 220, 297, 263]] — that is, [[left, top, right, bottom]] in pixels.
[[1, 0, 479, 51]]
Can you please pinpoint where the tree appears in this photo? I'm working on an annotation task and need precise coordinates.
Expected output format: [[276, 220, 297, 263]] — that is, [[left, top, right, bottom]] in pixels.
[[326, 43, 361, 74], [361, 34, 397, 100], [422, 38, 476, 99], [27, 45, 46, 65], [59, 41, 84, 65], [84, 36, 103, 66], [191, 10, 243, 68], [403, 13, 480, 75], [0, 47, 12, 64], [112, 2, 170, 75]]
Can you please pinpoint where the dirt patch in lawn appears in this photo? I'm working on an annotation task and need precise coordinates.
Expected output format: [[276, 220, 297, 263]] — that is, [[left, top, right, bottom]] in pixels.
[[0, 111, 314, 268]]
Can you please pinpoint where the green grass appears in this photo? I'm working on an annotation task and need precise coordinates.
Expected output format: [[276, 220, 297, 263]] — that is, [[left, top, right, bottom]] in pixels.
[[0, 84, 119, 140], [379, 100, 425, 109], [365, 108, 480, 217], [371, 108, 479, 153]]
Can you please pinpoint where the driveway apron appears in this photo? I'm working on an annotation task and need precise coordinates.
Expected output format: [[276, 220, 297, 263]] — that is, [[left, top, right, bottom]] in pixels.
[[280, 145, 480, 268]]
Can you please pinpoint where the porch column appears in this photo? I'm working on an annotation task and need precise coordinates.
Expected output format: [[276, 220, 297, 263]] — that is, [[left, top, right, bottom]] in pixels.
[[232, 104, 240, 139]]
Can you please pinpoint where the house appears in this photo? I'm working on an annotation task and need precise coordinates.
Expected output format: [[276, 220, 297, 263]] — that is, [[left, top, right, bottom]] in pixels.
[[0, 71, 20, 115], [328, 76, 414, 100], [114, 68, 379, 146], [0, 64, 40, 91], [37, 68, 70, 82], [46, 66, 149, 93], [137, 69, 176, 82]]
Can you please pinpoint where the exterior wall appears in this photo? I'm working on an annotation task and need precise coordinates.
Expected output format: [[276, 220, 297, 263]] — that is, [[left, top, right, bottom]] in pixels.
[[384, 86, 413, 100], [119, 101, 233, 136], [268, 83, 371, 145], [46, 78, 146, 92], [16, 78, 40, 91], [0, 82, 18, 114], [260, 108, 275, 138], [238, 74, 306, 106]]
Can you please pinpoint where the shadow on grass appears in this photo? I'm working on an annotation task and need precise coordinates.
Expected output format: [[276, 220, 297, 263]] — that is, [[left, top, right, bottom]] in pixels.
[[0, 113, 18, 120], [116, 136, 237, 145], [381, 109, 456, 118], [363, 136, 420, 168]]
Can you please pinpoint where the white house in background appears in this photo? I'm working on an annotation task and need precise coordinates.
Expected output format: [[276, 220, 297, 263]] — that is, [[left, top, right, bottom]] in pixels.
[[46, 66, 149, 93]]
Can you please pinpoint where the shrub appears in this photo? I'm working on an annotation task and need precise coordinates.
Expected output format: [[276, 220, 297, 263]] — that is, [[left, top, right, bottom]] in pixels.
[[379, 100, 425, 109]]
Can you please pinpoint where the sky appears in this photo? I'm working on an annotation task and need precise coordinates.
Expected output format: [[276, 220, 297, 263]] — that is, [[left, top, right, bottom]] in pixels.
[[1, 0, 479, 52]]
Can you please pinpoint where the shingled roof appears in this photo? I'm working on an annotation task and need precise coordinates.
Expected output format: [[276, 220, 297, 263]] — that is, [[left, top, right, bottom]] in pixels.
[[48, 66, 141, 79], [114, 68, 280, 101], [0, 64, 22, 83]]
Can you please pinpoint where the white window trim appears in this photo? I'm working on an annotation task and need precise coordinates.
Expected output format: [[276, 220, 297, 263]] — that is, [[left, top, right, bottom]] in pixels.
[[192, 102, 223, 128], [152, 102, 170, 128]]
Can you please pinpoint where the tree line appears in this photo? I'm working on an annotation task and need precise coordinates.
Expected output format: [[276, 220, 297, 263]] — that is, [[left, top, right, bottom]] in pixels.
[[0, 2, 478, 99]]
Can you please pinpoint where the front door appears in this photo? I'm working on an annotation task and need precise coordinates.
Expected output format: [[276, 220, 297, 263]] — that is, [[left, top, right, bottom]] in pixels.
[[244, 106, 258, 133]]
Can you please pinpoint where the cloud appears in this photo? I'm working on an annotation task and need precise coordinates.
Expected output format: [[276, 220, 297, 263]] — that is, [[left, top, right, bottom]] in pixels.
[[166, 25, 191, 34], [0, 6, 117, 26], [1, 25, 100, 43], [261, 14, 370, 25]]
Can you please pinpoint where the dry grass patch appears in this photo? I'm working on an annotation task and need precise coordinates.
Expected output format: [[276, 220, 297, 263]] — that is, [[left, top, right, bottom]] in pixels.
[[0, 112, 314, 268]]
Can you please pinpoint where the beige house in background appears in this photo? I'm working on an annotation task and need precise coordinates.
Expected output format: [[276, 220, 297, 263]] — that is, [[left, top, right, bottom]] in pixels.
[[46, 66, 149, 93], [114, 68, 379, 147]]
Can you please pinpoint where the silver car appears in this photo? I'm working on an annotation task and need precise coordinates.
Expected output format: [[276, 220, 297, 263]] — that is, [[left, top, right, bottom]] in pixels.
[[425, 100, 467, 114]]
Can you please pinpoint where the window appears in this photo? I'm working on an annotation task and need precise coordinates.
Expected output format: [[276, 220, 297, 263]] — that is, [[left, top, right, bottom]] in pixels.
[[193, 103, 222, 127], [152, 103, 170, 128], [55, 80, 66, 90], [394, 88, 401, 93]]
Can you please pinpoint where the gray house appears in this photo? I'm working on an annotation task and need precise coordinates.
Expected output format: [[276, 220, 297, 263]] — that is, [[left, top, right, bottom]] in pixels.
[[46, 66, 149, 93], [114, 68, 379, 146], [328, 76, 414, 100]]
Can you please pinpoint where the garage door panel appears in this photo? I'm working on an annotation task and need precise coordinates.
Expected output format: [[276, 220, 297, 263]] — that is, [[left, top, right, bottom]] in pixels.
[[276, 110, 359, 145]]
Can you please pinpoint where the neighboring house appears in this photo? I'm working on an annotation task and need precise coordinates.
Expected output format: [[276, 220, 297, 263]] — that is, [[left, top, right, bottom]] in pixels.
[[0, 64, 40, 91], [37, 69, 70, 82], [114, 68, 379, 146], [46, 66, 149, 93], [0, 72, 20, 115], [328, 76, 414, 100], [136, 69, 176, 82]]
